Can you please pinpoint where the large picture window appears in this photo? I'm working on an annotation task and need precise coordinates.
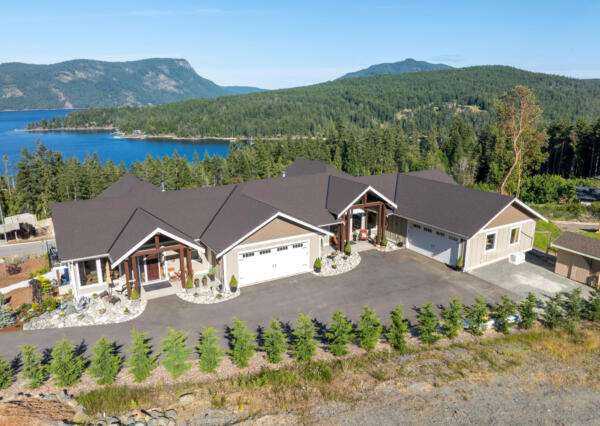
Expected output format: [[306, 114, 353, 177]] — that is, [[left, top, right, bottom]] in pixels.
[[78, 259, 99, 286], [485, 233, 497, 252]]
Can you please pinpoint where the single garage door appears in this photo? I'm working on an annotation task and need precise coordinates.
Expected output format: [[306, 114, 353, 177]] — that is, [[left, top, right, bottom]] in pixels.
[[237, 240, 310, 286], [407, 223, 459, 265]]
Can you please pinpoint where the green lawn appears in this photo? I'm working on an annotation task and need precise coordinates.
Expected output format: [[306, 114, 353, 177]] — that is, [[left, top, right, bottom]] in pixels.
[[534, 220, 600, 252]]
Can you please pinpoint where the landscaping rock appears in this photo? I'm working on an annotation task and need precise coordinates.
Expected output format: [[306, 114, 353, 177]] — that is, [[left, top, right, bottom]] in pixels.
[[314, 252, 361, 277], [72, 406, 90, 423], [176, 285, 239, 305], [178, 393, 195, 406], [164, 409, 177, 419]]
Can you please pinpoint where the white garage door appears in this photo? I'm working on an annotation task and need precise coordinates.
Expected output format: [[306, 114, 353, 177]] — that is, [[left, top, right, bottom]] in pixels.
[[407, 223, 460, 265], [237, 240, 310, 286]]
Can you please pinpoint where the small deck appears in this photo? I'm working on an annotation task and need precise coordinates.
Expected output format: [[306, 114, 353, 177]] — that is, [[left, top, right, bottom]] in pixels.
[[141, 280, 178, 300]]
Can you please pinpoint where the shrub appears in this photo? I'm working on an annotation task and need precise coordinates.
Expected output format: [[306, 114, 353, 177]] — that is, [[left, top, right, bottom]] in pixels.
[[38, 274, 52, 296], [313, 257, 322, 271], [292, 311, 317, 361], [518, 292, 538, 329], [565, 288, 583, 322], [161, 328, 192, 379], [542, 295, 562, 330], [344, 241, 351, 255], [358, 305, 382, 351], [21, 345, 47, 389], [0, 297, 14, 329], [130, 288, 140, 300], [88, 337, 122, 385], [441, 297, 463, 339], [229, 318, 256, 368], [494, 295, 517, 334], [42, 298, 59, 312], [417, 303, 440, 344], [386, 302, 410, 352], [0, 358, 13, 390], [127, 329, 158, 383], [381, 236, 388, 246], [49, 336, 85, 386], [6, 264, 21, 275], [466, 295, 488, 336], [229, 275, 238, 292], [197, 327, 225, 373], [263, 318, 288, 363], [456, 256, 464, 269], [326, 310, 355, 357], [586, 290, 600, 322], [185, 276, 193, 289]]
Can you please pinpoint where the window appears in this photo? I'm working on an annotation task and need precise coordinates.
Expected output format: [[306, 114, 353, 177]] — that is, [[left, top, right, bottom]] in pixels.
[[485, 233, 497, 251], [448, 236, 458, 241], [424, 227, 432, 233], [277, 246, 289, 252], [292, 243, 304, 248], [78, 259, 99, 286], [510, 227, 520, 245], [436, 231, 445, 237], [412, 224, 421, 229], [259, 249, 271, 255], [242, 252, 255, 258]]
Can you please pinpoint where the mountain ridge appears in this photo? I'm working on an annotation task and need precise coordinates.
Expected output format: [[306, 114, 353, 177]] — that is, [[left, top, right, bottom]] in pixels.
[[338, 58, 453, 79], [0, 58, 263, 110]]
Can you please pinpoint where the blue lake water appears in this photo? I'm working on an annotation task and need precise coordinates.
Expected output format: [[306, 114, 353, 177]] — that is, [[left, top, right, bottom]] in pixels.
[[0, 109, 230, 171]]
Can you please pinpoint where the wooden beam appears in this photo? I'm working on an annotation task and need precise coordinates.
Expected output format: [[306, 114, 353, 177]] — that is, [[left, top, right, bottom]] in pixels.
[[186, 248, 193, 280], [179, 247, 185, 288], [348, 201, 384, 210], [133, 244, 187, 258], [132, 255, 140, 294], [124, 258, 131, 298], [154, 234, 160, 250], [363, 193, 367, 204]]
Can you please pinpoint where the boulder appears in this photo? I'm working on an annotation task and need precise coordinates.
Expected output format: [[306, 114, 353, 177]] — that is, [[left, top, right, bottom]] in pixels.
[[178, 393, 195, 406]]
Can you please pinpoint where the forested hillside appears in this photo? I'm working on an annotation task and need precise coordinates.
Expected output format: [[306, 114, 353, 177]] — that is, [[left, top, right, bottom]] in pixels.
[[0, 58, 254, 110], [32, 66, 600, 138], [338, 58, 452, 79]]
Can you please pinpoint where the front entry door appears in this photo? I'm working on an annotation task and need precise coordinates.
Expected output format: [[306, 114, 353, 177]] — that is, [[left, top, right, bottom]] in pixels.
[[146, 254, 160, 281]]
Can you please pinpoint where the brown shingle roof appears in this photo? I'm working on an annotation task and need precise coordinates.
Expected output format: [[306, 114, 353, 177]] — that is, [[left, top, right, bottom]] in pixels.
[[552, 231, 600, 260]]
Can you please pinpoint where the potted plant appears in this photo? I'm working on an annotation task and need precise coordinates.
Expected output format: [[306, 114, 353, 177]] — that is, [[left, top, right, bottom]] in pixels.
[[455, 256, 464, 271], [202, 275, 208, 287], [185, 276, 194, 293], [344, 241, 351, 256], [208, 267, 216, 281], [381, 236, 388, 248], [353, 230, 358, 242], [314, 257, 322, 273], [194, 278, 200, 288], [229, 275, 238, 293], [332, 263, 337, 270], [130, 288, 140, 305]]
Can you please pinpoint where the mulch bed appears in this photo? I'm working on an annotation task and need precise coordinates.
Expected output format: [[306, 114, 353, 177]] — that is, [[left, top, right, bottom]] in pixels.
[[0, 257, 48, 288]]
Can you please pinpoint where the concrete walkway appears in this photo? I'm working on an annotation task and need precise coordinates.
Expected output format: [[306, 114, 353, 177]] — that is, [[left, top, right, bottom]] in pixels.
[[0, 250, 513, 361]]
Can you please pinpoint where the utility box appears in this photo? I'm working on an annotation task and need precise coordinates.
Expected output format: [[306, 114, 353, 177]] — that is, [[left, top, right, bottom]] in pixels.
[[509, 252, 525, 265]]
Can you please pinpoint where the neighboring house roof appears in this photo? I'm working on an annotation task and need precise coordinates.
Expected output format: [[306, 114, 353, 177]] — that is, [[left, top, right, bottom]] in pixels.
[[0, 222, 20, 233], [52, 158, 544, 263], [576, 186, 600, 203], [552, 231, 600, 261], [4, 213, 37, 226]]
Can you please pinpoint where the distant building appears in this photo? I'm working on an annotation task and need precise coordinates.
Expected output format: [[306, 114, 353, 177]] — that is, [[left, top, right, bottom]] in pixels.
[[575, 187, 600, 205], [1, 213, 37, 241]]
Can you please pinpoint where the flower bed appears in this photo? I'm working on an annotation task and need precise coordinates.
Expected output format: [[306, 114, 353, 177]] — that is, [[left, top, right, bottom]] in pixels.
[[176, 286, 240, 304], [314, 252, 361, 277]]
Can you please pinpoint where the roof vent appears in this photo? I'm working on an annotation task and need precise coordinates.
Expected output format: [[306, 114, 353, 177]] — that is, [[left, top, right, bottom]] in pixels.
[[161, 181, 165, 192]]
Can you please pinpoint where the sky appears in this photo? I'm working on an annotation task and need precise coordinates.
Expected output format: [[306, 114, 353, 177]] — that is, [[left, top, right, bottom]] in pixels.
[[2, 0, 599, 89]]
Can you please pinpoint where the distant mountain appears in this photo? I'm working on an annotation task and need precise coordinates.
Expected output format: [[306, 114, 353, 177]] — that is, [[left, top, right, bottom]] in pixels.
[[338, 58, 453, 79], [224, 86, 265, 95], [0, 58, 237, 110]]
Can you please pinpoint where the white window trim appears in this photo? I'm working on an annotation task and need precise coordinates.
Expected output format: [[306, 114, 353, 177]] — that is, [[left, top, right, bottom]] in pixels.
[[485, 231, 497, 252], [509, 225, 521, 246]]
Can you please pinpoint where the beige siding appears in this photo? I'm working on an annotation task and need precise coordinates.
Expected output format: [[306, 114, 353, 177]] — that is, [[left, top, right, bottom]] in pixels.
[[223, 233, 320, 285], [466, 220, 535, 269], [484, 204, 532, 229], [240, 218, 311, 245], [386, 215, 407, 243], [554, 250, 600, 285]]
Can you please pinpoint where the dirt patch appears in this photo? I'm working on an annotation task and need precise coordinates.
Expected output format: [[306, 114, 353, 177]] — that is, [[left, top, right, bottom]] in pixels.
[[2, 287, 33, 310], [0, 398, 75, 425], [0, 257, 48, 288]]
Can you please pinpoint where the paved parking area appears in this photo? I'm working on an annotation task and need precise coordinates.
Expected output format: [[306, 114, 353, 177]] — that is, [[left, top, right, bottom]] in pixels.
[[469, 250, 592, 301], [0, 249, 514, 360]]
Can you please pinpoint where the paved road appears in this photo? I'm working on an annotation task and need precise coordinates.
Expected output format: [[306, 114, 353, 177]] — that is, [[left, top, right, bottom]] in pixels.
[[0, 250, 515, 361], [0, 239, 54, 257]]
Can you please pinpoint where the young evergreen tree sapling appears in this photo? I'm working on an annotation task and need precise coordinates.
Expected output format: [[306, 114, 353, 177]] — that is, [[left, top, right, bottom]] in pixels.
[[358, 305, 382, 351], [88, 336, 122, 385], [161, 328, 192, 379], [326, 310, 355, 357], [127, 329, 158, 383], [229, 318, 256, 368], [386, 302, 410, 352], [262, 318, 288, 363], [292, 311, 317, 361], [196, 327, 225, 374]]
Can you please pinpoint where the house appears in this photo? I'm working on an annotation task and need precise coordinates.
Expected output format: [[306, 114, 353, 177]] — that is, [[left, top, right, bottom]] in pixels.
[[575, 186, 600, 205], [552, 231, 600, 287], [0, 213, 38, 241], [51, 158, 546, 300]]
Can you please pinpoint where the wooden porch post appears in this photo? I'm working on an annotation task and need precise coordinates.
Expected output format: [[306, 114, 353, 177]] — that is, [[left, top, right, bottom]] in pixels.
[[186, 248, 193, 281], [376, 203, 382, 245], [154, 234, 160, 250], [124, 258, 131, 298], [132, 255, 141, 294], [179, 247, 186, 287]]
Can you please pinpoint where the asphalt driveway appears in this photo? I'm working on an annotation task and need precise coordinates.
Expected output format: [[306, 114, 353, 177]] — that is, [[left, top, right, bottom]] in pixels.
[[0, 249, 515, 361]]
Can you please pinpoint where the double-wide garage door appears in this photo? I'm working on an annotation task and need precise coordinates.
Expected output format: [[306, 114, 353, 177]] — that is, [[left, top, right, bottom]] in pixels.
[[238, 240, 310, 286], [407, 222, 460, 266]]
